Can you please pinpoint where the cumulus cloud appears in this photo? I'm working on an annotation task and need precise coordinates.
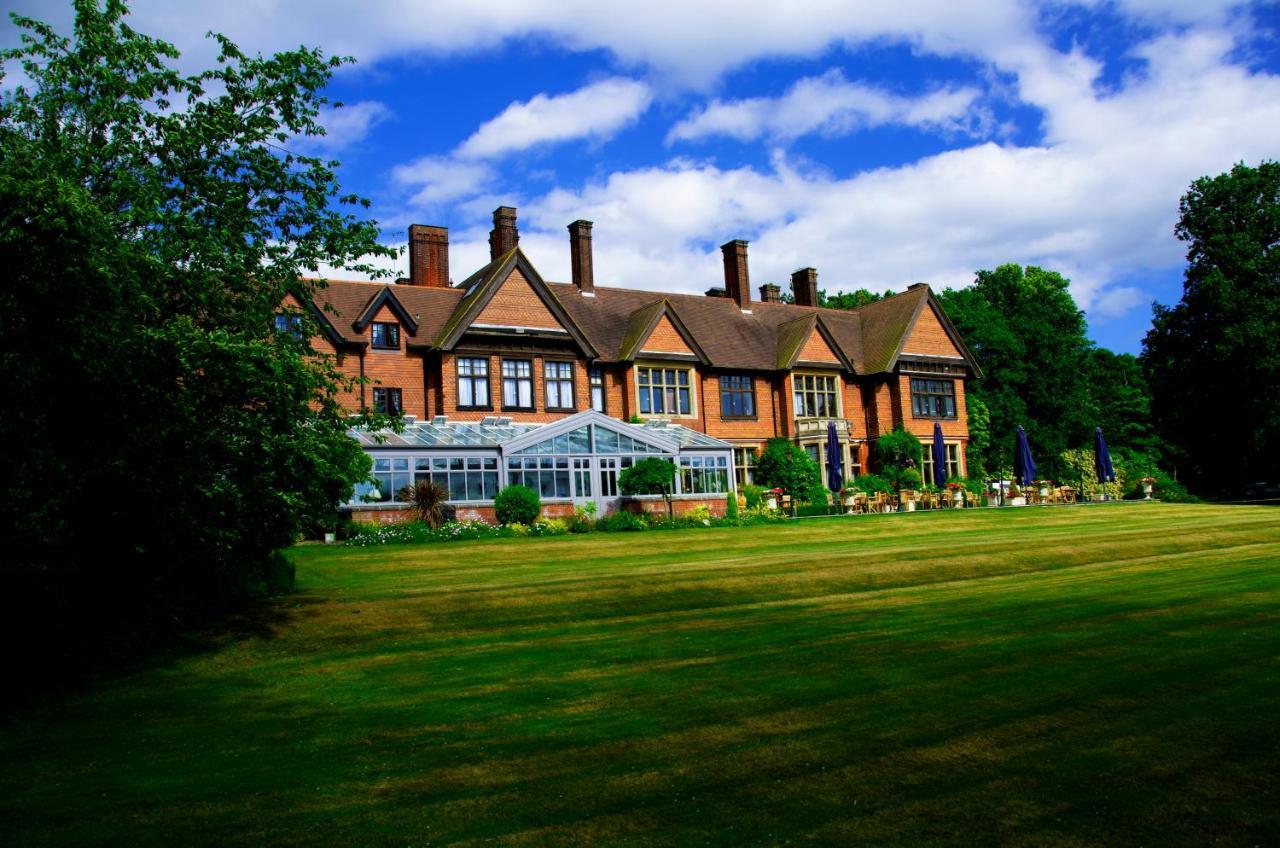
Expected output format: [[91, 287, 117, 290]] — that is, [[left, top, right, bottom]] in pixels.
[[291, 100, 391, 154], [456, 78, 651, 159], [391, 156, 495, 206], [668, 70, 987, 144]]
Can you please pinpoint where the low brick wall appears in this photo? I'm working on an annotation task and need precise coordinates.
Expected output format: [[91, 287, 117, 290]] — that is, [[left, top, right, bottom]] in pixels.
[[343, 495, 728, 525]]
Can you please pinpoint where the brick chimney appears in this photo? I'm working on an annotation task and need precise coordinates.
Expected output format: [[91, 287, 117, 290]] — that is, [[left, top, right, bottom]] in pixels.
[[489, 206, 519, 260], [407, 224, 449, 287], [791, 267, 819, 307], [720, 239, 752, 312], [568, 219, 594, 295], [759, 283, 781, 303]]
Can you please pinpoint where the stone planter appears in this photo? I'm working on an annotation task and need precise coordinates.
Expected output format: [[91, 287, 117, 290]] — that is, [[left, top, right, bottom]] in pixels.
[[765, 496, 777, 510], [1094, 493, 1109, 502], [1009, 496, 1027, 506], [1142, 483, 1153, 499], [984, 496, 1000, 507], [1038, 487, 1049, 498], [323, 532, 337, 544]]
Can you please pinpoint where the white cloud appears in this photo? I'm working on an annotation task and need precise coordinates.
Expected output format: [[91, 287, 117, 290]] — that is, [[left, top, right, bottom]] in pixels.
[[456, 77, 651, 159], [293, 100, 391, 154], [668, 70, 986, 144], [391, 156, 495, 206]]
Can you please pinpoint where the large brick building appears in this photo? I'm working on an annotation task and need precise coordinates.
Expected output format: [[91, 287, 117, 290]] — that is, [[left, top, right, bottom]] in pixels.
[[292, 207, 980, 520]]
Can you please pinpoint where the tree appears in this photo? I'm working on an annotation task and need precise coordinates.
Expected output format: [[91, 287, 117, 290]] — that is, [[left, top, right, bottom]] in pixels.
[[938, 264, 1093, 479], [619, 458, 678, 522], [0, 2, 393, 689], [874, 426, 925, 491], [1143, 161, 1280, 494], [753, 439, 822, 514]]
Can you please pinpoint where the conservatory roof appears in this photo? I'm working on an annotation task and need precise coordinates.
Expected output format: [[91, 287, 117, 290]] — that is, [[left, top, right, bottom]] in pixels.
[[347, 410, 733, 453]]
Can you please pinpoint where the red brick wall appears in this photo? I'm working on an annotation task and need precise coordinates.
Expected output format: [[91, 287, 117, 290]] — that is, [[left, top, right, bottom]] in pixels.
[[640, 314, 696, 355], [796, 328, 841, 364], [702, 372, 779, 441], [902, 303, 963, 358], [440, 351, 592, 423], [363, 304, 427, 417], [474, 267, 563, 330]]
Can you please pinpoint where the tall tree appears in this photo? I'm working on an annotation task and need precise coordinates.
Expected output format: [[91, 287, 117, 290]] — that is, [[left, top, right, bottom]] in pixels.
[[1143, 161, 1280, 494], [938, 264, 1093, 478], [0, 1, 392, 687]]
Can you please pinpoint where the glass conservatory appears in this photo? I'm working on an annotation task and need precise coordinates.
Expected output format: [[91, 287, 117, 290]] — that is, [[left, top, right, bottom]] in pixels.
[[347, 410, 735, 512]]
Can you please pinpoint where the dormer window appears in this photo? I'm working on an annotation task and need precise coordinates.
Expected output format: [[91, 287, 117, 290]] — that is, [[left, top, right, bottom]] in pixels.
[[274, 313, 303, 339], [371, 322, 400, 350]]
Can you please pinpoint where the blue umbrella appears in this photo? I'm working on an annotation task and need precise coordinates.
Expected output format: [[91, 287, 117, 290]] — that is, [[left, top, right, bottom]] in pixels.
[[825, 420, 844, 493], [931, 422, 948, 489], [1094, 427, 1116, 483], [1014, 425, 1037, 487]]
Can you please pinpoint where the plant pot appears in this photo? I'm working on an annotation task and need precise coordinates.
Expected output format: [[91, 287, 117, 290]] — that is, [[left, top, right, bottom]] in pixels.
[[842, 496, 855, 507], [765, 496, 777, 510], [1142, 483, 1153, 499], [984, 496, 1000, 507], [323, 532, 336, 544], [1038, 487, 1049, 497], [1009, 496, 1027, 506]]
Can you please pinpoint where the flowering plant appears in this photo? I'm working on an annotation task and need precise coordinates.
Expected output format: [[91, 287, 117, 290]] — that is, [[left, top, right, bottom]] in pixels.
[[768, 487, 783, 495], [1137, 476, 1156, 485], [945, 482, 964, 491]]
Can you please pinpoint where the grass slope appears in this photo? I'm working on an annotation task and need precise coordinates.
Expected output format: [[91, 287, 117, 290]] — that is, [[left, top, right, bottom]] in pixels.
[[3, 503, 1279, 846]]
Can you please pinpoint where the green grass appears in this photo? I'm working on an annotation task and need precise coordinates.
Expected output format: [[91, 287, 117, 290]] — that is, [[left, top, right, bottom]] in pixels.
[[3, 502, 1279, 846]]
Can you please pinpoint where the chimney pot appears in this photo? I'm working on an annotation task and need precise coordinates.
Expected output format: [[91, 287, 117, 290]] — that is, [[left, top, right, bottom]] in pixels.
[[489, 206, 519, 260], [408, 224, 449, 287], [705, 286, 727, 298], [720, 239, 752, 311], [791, 267, 819, 307], [568, 219, 594, 294], [759, 283, 781, 303]]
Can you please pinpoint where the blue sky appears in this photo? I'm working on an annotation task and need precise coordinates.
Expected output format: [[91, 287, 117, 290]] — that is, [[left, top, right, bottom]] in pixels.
[[5, 1, 1279, 353]]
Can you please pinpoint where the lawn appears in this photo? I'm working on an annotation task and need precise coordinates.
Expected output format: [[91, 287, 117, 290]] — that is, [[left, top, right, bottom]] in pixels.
[[3, 502, 1279, 846]]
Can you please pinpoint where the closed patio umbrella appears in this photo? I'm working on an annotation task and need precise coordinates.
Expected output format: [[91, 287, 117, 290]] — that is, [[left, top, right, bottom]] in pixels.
[[826, 420, 844, 494], [1014, 425, 1037, 487], [1094, 427, 1116, 483], [932, 422, 948, 489]]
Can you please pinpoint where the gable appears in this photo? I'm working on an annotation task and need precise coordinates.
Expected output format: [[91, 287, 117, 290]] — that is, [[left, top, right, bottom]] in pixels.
[[473, 267, 564, 331], [902, 302, 963, 358], [640, 314, 695, 355], [796, 325, 842, 363]]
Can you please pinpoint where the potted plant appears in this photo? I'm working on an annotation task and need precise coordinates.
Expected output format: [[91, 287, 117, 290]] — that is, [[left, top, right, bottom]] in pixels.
[[1137, 476, 1156, 499], [946, 481, 964, 504], [1035, 479, 1052, 498], [765, 487, 781, 510], [1008, 483, 1026, 506]]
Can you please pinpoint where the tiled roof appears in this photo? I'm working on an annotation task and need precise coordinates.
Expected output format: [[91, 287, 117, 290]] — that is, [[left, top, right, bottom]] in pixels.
[[305, 254, 973, 376]]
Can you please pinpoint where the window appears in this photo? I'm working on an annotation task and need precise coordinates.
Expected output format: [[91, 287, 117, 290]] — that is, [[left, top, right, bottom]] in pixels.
[[274, 313, 303, 339], [637, 367, 691, 416], [793, 374, 839, 418], [502, 359, 534, 410], [589, 366, 607, 413], [457, 357, 490, 409], [733, 447, 757, 486], [679, 455, 730, 494], [911, 378, 957, 418], [545, 361, 575, 410], [371, 322, 400, 350], [922, 443, 963, 487], [719, 374, 755, 418], [372, 387, 402, 415], [414, 457, 500, 502], [371, 458, 410, 502], [507, 456, 571, 499]]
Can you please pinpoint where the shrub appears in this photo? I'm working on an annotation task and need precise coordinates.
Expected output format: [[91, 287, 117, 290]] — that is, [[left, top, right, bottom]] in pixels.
[[531, 518, 569, 536], [742, 483, 765, 509], [724, 491, 740, 520], [397, 479, 451, 529], [506, 522, 530, 537], [495, 484, 541, 525], [898, 467, 923, 490], [620, 457, 678, 521], [875, 427, 924, 470], [685, 504, 713, 525], [568, 503, 597, 533], [597, 510, 648, 532], [347, 519, 502, 546], [852, 473, 893, 494], [755, 439, 823, 512]]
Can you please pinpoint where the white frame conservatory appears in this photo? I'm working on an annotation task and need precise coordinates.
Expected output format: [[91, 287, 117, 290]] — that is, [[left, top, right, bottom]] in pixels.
[[347, 410, 735, 515]]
